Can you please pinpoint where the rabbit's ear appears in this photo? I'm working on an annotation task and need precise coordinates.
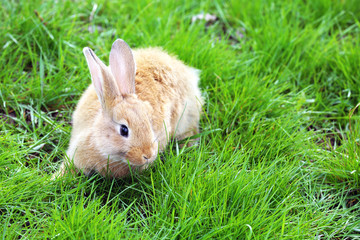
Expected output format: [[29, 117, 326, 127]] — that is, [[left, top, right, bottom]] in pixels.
[[109, 39, 136, 95], [83, 47, 119, 110]]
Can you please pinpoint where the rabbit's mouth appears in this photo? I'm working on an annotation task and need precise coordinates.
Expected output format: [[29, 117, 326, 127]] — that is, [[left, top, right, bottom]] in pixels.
[[125, 147, 158, 166]]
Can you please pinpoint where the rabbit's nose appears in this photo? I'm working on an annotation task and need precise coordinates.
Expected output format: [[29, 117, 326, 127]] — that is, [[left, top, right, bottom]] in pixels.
[[142, 155, 149, 161]]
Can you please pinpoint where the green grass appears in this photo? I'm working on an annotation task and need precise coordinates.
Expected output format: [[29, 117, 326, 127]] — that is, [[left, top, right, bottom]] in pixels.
[[1, 0, 360, 239]]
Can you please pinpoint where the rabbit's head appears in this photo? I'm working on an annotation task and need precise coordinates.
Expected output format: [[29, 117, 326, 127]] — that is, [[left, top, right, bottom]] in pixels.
[[83, 39, 158, 167]]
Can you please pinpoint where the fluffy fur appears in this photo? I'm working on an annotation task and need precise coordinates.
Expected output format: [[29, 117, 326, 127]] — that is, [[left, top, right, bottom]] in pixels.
[[54, 39, 203, 178]]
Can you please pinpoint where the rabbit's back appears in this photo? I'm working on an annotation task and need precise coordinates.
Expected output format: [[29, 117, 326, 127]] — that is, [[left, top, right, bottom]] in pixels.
[[133, 48, 203, 147]]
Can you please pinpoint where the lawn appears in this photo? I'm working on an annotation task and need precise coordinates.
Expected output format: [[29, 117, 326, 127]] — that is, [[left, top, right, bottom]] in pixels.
[[1, 0, 360, 239]]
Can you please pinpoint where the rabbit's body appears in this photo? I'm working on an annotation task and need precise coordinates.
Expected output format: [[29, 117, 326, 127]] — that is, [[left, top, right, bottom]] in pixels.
[[131, 48, 202, 147], [56, 41, 203, 178]]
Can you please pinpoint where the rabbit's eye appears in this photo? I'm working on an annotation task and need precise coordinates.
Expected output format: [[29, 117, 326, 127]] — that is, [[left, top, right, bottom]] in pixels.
[[120, 124, 129, 137]]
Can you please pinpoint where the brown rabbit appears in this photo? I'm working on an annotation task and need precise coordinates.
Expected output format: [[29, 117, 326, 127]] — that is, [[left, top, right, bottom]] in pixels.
[[54, 39, 203, 178]]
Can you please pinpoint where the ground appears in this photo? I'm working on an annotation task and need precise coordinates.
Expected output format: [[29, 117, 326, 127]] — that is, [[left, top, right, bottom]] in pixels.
[[1, 0, 360, 239]]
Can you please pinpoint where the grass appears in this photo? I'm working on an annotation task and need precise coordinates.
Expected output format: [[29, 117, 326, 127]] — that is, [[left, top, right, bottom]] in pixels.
[[1, 0, 360, 238]]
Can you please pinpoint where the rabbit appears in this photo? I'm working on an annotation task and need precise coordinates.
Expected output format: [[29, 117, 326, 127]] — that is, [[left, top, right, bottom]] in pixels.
[[54, 39, 204, 179]]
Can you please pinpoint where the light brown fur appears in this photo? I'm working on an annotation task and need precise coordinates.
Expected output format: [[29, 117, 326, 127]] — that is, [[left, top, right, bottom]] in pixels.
[[54, 40, 203, 179]]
